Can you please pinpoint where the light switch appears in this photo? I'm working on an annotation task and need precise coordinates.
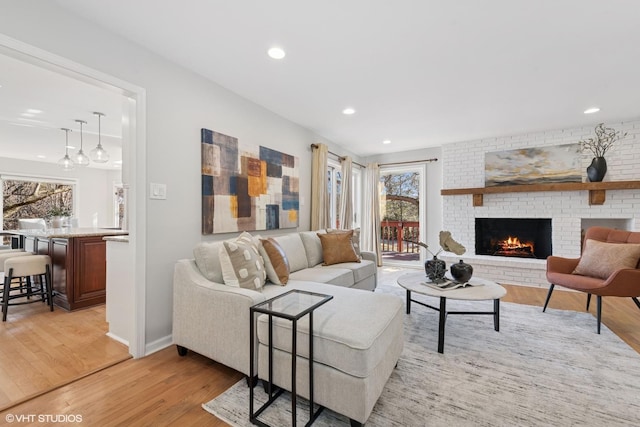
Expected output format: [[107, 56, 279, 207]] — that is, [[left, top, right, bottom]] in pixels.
[[150, 183, 167, 200]]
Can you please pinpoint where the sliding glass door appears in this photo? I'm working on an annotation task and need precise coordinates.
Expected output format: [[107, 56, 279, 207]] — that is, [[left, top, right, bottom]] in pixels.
[[379, 164, 425, 265]]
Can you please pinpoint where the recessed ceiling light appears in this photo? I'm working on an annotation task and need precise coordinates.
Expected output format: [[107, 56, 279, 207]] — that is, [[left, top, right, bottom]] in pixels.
[[66, 145, 76, 150], [382, 140, 391, 145], [584, 107, 600, 114], [267, 47, 286, 59], [26, 109, 43, 114], [114, 160, 123, 164], [36, 155, 46, 159], [342, 108, 356, 115]]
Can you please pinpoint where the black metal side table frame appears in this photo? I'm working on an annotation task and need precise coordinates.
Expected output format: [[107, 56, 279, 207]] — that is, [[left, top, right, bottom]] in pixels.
[[406, 291, 500, 354], [250, 289, 333, 427]]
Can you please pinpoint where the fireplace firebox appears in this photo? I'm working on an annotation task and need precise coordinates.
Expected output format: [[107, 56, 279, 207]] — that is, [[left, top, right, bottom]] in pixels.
[[475, 218, 552, 259]]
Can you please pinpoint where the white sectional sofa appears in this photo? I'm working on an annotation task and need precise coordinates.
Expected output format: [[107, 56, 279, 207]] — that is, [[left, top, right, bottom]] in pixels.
[[172, 230, 404, 425]]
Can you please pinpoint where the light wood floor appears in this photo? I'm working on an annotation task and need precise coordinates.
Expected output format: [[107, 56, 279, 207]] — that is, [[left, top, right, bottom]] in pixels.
[[1, 271, 639, 426], [0, 301, 131, 411]]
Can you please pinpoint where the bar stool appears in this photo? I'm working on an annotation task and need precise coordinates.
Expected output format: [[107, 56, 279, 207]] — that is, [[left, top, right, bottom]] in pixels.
[[2, 255, 53, 321], [0, 251, 34, 292], [0, 250, 33, 272]]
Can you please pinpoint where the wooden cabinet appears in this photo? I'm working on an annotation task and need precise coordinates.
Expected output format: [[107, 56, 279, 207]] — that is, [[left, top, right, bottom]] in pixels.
[[37, 236, 107, 310]]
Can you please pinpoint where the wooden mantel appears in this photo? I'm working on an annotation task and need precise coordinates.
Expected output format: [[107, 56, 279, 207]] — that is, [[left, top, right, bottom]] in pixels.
[[441, 181, 640, 206]]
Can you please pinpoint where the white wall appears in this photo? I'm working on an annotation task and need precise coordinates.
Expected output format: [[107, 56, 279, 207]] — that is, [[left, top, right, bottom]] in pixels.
[[365, 147, 443, 258], [0, 157, 117, 227], [0, 2, 354, 349]]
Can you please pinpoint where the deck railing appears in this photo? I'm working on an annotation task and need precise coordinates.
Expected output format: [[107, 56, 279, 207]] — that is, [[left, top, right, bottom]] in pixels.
[[380, 220, 420, 253]]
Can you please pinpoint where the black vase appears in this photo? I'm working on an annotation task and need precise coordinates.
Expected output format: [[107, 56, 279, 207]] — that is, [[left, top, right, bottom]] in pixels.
[[587, 157, 607, 182], [425, 256, 446, 283], [450, 259, 473, 283]]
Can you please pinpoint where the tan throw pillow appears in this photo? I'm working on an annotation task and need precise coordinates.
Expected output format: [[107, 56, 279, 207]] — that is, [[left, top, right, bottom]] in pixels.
[[327, 228, 361, 257], [318, 230, 361, 266], [573, 239, 640, 280], [219, 232, 266, 290], [259, 238, 290, 285]]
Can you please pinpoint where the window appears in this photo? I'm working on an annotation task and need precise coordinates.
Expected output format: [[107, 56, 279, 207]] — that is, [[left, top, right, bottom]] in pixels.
[[113, 184, 125, 229], [327, 159, 361, 229], [2, 175, 76, 230]]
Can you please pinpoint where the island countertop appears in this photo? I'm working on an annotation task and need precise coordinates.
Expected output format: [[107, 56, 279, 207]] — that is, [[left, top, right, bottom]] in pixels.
[[3, 228, 128, 311], [4, 227, 129, 239]]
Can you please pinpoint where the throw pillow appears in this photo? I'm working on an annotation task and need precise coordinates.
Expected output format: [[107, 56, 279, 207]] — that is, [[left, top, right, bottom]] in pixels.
[[219, 232, 266, 289], [573, 239, 640, 279], [259, 238, 290, 285], [193, 241, 225, 283], [299, 230, 326, 267], [317, 230, 361, 266], [326, 228, 361, 257]]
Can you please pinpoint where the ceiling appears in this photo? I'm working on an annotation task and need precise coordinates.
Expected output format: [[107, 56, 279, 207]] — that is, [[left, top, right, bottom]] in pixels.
[[31, 1, 640, 157], [0, 53, 123, 170]]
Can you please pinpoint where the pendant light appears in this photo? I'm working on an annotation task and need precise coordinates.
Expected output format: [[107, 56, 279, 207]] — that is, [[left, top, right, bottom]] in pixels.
[[58, 128, 75, 171], [74, 119, 90, 166], [90, 111, 109, 163]]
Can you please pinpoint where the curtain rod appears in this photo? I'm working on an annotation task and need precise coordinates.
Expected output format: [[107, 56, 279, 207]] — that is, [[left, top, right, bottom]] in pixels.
[[310, 144, 365, 168], [310, 144, 437, 167], [379, 158, 438, 166]]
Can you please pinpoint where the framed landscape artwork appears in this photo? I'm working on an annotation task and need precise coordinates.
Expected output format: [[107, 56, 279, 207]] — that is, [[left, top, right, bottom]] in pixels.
[[485, 143, 581, 187], [201, 128, 299, 234]]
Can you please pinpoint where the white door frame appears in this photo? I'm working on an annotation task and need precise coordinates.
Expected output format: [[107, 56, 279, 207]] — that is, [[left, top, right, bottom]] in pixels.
[[0, 34, 148, 358]]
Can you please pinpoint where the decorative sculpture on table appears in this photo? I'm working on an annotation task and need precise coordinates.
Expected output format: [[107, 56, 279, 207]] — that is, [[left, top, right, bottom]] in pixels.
[[415, 231, 467, 283]]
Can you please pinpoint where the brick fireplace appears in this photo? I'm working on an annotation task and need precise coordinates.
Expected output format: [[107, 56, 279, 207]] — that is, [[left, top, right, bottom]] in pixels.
[[440, 119, 640, 287]]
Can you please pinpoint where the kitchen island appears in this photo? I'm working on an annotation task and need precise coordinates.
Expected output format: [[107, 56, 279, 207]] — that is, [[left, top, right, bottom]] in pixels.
[[7, 228, 129, 311]]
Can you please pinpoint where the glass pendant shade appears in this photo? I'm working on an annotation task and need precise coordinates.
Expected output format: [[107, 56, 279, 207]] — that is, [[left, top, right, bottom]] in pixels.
[[58, 128, 75, 171], [75, 149, 90, 166], [74, 119, 90, 166], [90, 112, 109, 163]]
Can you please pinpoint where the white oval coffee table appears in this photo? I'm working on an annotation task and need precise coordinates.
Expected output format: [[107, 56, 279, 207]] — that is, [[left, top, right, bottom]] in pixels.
[[397, 271, 507, 353]]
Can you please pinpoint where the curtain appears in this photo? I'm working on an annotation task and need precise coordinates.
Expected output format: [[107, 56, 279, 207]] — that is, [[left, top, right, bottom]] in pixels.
[[361, 163, 382, 266], [311, 143, 330, 230], [339, 156, 353, 229]]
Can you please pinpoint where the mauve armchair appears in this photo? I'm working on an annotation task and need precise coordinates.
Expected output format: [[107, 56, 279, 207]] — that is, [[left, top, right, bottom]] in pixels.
[[544, 226, 640, 333]]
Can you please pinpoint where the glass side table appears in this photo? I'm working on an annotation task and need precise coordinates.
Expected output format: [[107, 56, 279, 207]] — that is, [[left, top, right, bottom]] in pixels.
[[249, 289, 333, 427]]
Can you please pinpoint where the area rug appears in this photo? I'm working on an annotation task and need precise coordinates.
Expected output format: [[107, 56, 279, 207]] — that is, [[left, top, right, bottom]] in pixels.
[[203, 285, 640, 426]]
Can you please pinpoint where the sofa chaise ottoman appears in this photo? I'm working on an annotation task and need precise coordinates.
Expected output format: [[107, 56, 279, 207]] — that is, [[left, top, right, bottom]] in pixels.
[[256, 281, 404, 426]]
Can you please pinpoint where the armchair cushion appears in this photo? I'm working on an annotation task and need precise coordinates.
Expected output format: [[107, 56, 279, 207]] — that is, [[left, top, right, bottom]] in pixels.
[[573, 239, 640, 279]]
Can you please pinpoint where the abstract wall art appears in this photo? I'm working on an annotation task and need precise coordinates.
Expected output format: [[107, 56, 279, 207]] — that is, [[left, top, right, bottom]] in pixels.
[[485, 143, 581, 187], [201, 128, 299, 234]]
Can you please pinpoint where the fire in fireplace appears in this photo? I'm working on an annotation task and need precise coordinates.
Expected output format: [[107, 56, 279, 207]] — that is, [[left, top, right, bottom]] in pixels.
[[475, 218, 552, 259]]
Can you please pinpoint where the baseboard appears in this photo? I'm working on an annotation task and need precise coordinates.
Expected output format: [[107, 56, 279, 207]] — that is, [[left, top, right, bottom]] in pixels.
[[145, 334, 173, 356], [106, 332, 130, 347]]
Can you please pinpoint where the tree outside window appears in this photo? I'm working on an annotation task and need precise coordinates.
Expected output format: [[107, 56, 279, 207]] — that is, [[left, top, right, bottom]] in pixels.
[[3, 179, 74, 230]]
